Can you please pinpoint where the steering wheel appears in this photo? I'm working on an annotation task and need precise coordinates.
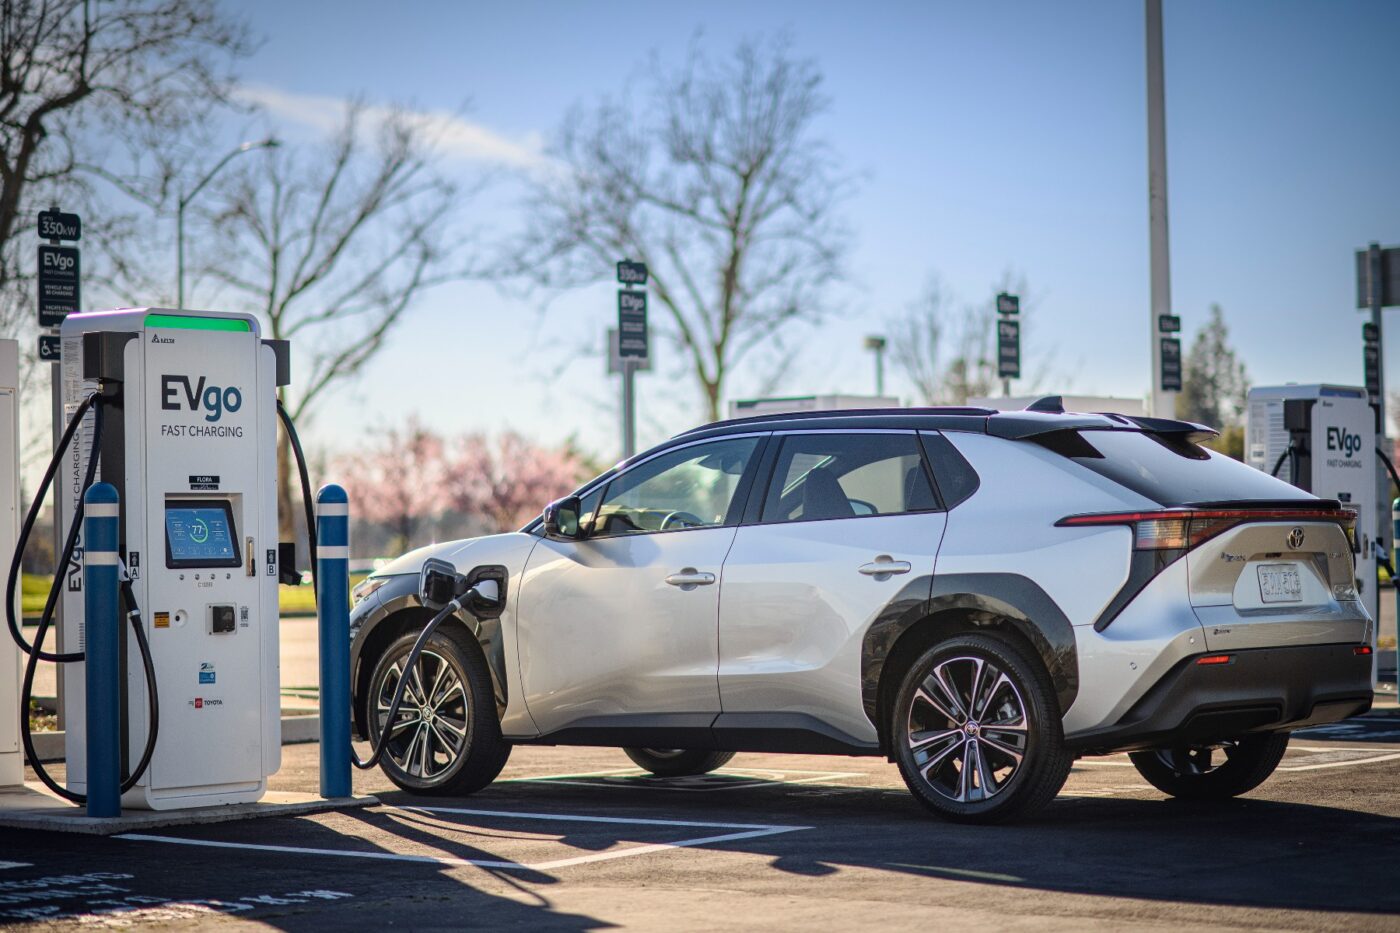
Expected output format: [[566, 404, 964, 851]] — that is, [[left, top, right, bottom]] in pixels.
[[659, 510, 706, 531]]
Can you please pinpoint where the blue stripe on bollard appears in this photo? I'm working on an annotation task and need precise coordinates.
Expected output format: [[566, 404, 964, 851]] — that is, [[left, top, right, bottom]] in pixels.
[[83, 483, 122, 818], [316, 483, 352, 799]]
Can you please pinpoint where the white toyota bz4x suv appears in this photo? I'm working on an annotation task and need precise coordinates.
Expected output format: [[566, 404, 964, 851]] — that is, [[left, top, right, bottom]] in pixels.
[[347, 402, 1374, 823]]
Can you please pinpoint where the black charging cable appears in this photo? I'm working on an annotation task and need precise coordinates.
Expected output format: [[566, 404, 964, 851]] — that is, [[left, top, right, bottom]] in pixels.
[[276, 398, 479, 772], [6, 393, 160, 803]]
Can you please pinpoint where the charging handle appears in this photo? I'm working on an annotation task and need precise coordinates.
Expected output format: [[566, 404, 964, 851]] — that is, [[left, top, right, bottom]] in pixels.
[[419, 558, 506, 618], [277, 542, 302, 587]]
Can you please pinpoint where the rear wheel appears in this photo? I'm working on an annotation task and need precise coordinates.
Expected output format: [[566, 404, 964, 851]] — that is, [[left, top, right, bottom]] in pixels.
[[892, 633, 1072, 824], [623, 747, 736, 777], [1129, 733, 1289, 800], [367, 628, 511, 795]]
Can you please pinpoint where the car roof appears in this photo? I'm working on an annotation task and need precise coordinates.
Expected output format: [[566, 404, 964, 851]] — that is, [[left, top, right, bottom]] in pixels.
[[671, 399, 1214, 444]]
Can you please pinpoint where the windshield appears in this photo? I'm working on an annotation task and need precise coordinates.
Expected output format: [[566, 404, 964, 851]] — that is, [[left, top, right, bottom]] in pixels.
[[1038, 429, 1315, 507]]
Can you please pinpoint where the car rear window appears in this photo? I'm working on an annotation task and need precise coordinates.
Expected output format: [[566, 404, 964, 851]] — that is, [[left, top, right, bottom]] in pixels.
[[1035, 429, 1314, 507]]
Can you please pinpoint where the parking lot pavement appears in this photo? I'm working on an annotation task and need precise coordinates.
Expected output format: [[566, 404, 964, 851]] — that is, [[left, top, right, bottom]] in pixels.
[[5, 726, 1399, 932]]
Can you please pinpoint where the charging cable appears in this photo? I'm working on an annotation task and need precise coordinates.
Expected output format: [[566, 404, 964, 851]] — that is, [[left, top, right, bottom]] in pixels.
[[5, 392, 160, 803]]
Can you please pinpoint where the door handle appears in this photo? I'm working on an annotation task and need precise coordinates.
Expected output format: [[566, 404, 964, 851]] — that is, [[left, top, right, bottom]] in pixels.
[[666, 568, 716, 588], [859, 557, 912, 577]]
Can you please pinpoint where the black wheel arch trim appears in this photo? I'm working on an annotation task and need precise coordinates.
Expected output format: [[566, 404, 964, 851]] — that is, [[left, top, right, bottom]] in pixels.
[[350, 571, 508, 738], [861, 572, 1080, 744]]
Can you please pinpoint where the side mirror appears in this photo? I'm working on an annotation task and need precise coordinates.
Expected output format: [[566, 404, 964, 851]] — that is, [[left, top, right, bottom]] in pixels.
[[542, 496, 583, 539]]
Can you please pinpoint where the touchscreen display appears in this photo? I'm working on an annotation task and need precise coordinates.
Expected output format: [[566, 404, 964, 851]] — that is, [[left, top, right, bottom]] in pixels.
[[165, 503, 239, 567]]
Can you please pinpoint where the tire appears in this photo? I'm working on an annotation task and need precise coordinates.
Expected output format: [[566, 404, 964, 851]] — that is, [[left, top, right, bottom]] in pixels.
[[1128, 732, 1289, 800], [367, 627, 511, 795], [623, 747, 736, 777], [892, 632, 1072, 824]]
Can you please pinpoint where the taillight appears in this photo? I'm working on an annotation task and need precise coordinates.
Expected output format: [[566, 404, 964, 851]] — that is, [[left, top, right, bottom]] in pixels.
[[1056, 507, 1356, 551], [1196, 654, 1234, 665]]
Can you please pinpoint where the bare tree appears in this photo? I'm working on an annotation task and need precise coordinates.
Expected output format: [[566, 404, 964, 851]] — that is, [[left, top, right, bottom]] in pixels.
[[514, 35, 854, 422], [193, 100, 478, 539], [889, 276, 997, 405], [888, 270, 1062, 406], [0, 0, 252, 341]]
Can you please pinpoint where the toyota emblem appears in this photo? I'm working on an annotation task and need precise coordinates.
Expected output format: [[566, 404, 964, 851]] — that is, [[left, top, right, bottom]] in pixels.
[[1287, 527, 1305, 550]]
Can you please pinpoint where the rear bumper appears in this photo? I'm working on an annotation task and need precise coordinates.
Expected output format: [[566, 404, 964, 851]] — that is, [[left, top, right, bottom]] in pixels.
[[1065, 643, 1373, 755]]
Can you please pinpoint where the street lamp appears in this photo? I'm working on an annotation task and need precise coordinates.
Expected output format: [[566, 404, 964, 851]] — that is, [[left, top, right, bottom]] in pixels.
[[864, 335, 887, 397], [176, 137, 280, 308]]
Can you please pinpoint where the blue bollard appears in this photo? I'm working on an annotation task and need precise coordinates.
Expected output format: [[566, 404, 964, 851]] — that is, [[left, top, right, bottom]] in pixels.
[[83, 483, 122, 818], [316, 484, 352, 799]]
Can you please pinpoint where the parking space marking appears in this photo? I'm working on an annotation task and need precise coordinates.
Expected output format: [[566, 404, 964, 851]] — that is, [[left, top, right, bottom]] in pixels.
[[1075, 745, 1400, 774], [118, 807, 810, 872], [0, 861, 32, 870], [1277, 751, 1400, 772]]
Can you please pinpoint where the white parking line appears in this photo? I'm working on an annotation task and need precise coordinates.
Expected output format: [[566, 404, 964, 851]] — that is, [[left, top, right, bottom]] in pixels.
[[118, 807, 809, 871], [1277, 752, 1400, 772], [0, 861, 31, 870]]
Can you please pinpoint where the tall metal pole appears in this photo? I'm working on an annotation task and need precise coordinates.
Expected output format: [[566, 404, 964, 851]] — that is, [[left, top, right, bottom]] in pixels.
[[1370, 243, 1386, 450], [1146, 0, 1176, 418], [621, 359, 637, 460], [1369, 242, 1387, 684]]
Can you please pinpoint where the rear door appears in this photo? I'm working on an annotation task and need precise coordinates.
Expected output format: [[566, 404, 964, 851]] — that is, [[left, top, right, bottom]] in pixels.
[[1051, 427, 1370, 652], [1189, 519, 1367, 651], [717, 431, 946, 748]]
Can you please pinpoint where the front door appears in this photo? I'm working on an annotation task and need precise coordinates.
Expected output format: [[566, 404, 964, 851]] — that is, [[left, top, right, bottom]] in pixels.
[[517, 435, 763, 738], [718, 431, 947, 747]]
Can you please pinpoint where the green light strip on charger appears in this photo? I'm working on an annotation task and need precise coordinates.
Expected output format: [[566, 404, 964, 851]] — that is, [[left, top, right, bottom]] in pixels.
[[144, 313, 252, 332]]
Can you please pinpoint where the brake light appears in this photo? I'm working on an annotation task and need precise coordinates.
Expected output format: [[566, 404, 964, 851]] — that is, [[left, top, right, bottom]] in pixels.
[[1354, 645, 1373, 656], [1196, 654, 1234, 665], [1056, 507, 1357, 551]]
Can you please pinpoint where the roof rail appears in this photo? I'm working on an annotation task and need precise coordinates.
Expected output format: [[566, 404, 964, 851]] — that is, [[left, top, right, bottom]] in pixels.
[[673, 406, 997, 437]]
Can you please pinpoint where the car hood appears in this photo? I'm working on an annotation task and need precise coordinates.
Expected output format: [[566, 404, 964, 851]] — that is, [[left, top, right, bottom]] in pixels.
[[373, 531, 540, 579]]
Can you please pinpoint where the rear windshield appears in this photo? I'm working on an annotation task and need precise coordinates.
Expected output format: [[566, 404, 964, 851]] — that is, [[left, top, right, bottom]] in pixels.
[[1035, 429, 1314, 507]]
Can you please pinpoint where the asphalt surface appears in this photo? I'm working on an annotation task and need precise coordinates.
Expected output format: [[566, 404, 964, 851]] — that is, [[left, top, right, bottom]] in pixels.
[[4, 711, 1400, 931]]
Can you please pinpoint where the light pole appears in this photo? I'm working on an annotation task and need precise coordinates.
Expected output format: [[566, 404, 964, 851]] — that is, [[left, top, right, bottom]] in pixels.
[[864, 335, 887, 396], [1145, 0, 1176, 417], [176, 137, 279, 308]]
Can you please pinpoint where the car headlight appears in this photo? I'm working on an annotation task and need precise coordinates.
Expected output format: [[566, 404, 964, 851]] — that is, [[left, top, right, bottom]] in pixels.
[[351, 575, 389, 607]]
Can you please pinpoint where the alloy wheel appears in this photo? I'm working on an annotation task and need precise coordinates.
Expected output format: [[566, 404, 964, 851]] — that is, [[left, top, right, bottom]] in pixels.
[[906, 654, 1030, 803], [375, 649, 469, 780]]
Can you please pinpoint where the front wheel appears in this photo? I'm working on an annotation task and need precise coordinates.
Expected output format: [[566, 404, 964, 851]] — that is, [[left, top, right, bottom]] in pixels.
[[367, 627, 511, 795], [623, 747, 736, 777], [892, 633, 1071, 824], [1128, 733, 1289, 800]]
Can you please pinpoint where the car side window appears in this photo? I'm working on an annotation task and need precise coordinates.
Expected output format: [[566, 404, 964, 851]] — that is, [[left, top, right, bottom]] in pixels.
[[761, 433, 939, 523], [593, 437, 759, 537]]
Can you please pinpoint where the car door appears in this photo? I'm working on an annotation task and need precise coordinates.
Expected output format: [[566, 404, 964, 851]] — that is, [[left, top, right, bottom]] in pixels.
[[516, 434, 764, 740], [716, 431, 947, 748]]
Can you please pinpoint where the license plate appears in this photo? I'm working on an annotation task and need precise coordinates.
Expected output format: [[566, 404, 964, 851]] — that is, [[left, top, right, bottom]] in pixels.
[[1257, 563, 1303, 604]]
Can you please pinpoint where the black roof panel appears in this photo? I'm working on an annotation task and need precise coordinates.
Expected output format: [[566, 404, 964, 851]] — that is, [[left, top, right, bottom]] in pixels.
[[671, 406, 1216, 443]]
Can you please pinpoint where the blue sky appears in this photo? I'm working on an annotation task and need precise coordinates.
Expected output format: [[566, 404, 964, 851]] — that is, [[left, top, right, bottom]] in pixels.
[[220, 0, 1400, 460]]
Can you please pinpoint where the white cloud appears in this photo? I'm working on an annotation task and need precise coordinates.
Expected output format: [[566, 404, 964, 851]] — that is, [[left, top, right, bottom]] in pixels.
[[234, 84, 548, 170]]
